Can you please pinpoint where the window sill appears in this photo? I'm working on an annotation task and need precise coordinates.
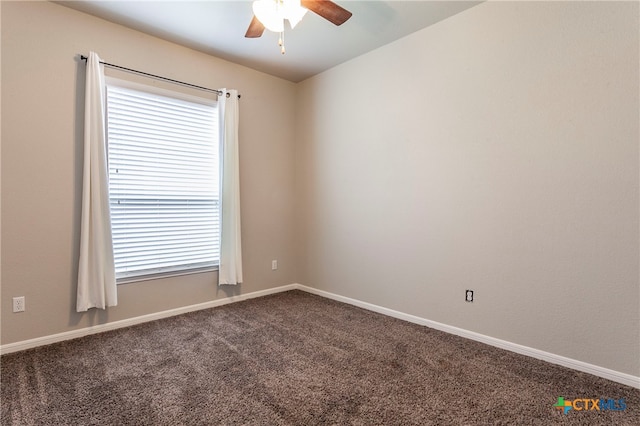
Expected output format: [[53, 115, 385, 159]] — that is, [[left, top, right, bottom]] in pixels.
[[116, 266, 219, 285]]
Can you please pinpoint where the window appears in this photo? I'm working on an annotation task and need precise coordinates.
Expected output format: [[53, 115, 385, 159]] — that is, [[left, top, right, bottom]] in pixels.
[[106, 79, 220, 282]]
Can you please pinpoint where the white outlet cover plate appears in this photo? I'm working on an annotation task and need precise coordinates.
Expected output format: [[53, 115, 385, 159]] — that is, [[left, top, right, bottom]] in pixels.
[[12, 297, 25, 312]]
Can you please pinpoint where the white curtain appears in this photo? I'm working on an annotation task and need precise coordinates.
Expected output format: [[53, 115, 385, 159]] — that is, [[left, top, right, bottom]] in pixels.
[[77, 52, 117, 311], [218, 89, 243, 285]]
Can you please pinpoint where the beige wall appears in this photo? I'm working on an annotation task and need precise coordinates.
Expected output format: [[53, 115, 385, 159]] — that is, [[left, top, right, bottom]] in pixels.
[[295, 1, 639, 376], [1, 1, 297, 344]]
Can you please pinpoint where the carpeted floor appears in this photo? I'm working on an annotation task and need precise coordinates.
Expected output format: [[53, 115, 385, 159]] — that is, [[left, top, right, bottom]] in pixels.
[[1, 290, 638, 425]]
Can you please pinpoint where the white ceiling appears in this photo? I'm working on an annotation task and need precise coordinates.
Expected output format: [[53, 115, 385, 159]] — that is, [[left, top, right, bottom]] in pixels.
[[57, 1, 482, 82]]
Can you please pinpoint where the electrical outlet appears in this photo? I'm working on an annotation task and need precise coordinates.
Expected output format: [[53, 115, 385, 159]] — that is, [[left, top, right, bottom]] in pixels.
[[465, 290, 474, 303], [13, 296, 25, 313], [271, 260, 278, 271]]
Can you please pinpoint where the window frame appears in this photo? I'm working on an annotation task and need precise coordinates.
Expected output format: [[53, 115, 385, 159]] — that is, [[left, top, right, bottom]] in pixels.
[[104, 76, 221, 284]]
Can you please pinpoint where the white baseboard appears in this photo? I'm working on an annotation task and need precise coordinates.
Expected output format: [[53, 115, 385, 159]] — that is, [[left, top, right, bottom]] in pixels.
[[2, 282, 638, 389], [296, 285, 640, 389], [0, 284, 299, 356]]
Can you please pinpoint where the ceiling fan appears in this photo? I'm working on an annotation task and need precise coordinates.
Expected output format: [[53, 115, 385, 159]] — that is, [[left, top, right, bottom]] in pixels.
[[245, 0, 353, 54]]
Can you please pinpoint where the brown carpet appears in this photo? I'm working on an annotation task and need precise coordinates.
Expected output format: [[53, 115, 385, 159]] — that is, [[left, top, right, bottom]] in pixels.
[[1, 290, 638, 425]]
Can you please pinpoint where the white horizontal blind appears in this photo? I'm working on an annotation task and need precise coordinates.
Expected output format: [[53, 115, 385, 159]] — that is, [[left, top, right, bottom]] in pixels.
[[106, 82, 219, 281]]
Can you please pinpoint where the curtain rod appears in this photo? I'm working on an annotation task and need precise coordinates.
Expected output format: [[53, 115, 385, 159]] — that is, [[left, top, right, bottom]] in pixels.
[[79, 55, 240, 98]]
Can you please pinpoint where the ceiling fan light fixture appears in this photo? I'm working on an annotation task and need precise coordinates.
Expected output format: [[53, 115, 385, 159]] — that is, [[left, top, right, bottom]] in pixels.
[[252, 0, 308, 33]]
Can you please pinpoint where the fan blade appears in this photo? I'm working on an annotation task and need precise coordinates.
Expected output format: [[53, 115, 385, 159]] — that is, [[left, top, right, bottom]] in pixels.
[[301, 0, 352, 26], [245, 15, 265, 38]]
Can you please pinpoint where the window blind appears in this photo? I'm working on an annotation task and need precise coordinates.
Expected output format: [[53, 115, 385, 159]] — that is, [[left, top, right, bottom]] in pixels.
[[106, 83, 220, 280]]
